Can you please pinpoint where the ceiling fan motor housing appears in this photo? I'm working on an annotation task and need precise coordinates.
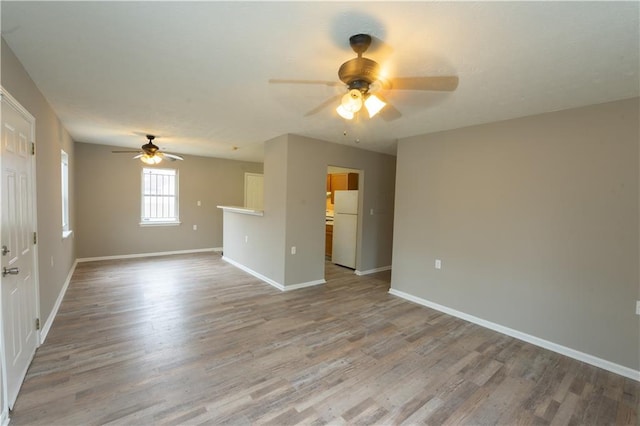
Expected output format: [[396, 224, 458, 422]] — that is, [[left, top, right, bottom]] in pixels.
[[143, 144, 159, 155], [338, 57, 380, 92], [143, 134, 159, 155]]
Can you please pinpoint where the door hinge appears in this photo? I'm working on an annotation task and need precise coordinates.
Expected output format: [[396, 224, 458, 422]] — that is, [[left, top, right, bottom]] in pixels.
[[33, 232, 37, 245], [31, 143, 35, 155], [35, 318, 40, 330]]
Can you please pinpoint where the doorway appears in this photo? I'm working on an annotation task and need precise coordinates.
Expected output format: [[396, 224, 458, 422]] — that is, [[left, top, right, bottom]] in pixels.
[[1, 89, 39, 410], [325, 166, 361, 272]]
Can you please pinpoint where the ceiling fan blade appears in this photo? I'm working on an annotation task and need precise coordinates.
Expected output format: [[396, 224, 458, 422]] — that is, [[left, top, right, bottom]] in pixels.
[[269, 79, 342, 87], [304, 94, 342, 117], [377, 95, 402, 121], [161, 153, 184, 161], [133, 154, 144, 159], [385, 76, 459, 91]]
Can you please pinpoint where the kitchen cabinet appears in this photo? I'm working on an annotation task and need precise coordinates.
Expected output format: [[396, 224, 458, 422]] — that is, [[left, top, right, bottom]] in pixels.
[[329, 173, 358, 203], [325, 224, 333, 257]]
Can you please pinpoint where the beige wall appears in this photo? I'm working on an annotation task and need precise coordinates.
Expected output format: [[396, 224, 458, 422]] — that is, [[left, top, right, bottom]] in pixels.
[[74, 142, 262, 258], [1, 38, 76, 329], [222, 133, 396, 288], [391, 98, 639, 370]]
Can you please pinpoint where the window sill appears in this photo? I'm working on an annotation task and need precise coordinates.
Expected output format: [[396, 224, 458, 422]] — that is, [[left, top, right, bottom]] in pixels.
[[62, 230, 73, 239], [139, 221, 181, 227]]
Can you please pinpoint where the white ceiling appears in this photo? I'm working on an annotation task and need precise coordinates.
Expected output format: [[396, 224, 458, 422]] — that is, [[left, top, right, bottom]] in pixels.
[[2, 1, 638, 163]]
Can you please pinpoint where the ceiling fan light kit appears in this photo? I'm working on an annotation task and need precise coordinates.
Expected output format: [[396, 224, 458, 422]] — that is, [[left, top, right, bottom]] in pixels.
[[343, 89, 363, 112], [336, 89, 386, 120], [336, 105, 354, 120], [364, 94, 386, 117], [140, 154, 162, 165]]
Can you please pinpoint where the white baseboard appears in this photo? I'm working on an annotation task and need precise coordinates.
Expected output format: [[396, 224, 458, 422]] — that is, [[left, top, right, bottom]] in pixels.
[[222, 256, 285, 291], [355, 265, 391, 276], [40, 259, 78, 343], [283, 279, 326, 291], [1, 408, 8, 426], [388, 287, 640, 382], [221, 257, 325, 292], [77, 247, 221, 263]]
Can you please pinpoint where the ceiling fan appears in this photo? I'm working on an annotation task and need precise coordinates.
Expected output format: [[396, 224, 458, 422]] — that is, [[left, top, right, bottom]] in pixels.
[[270, 34, 459, 120], [112, 135, 184, 164]]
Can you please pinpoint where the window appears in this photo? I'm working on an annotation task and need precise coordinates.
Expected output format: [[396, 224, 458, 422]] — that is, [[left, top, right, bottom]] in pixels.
[[141, 167, 179, 225], [61, 150, 72, 238]]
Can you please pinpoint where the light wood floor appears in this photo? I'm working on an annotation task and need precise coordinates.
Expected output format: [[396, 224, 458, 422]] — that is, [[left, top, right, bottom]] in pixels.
[[9, 253, 639, 425]]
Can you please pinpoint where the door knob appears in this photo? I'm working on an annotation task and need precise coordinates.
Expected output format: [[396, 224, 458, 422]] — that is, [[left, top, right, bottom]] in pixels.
[[2, 267, 19, 277], [1, 246, 9, 256]]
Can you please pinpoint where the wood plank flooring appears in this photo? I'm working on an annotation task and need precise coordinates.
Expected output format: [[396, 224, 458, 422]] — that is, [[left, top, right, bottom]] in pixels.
[[8, 253, 639, 425]]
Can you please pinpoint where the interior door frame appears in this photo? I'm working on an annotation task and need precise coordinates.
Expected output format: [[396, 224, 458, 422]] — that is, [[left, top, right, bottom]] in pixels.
[[0, 87, 40, 416], [325, 165, 363, 274]]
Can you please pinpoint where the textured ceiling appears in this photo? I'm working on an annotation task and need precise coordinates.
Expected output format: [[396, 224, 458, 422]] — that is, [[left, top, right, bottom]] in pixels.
[[2, 1, 638, 162]]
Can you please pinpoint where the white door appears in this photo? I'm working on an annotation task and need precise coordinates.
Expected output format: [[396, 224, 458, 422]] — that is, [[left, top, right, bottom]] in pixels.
[[1, 90, 38, 410], [244, 173, 264, 210]]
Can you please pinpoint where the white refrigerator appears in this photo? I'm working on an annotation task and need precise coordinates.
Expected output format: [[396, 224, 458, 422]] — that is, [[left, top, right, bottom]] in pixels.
[[332, 190, 358, 268]]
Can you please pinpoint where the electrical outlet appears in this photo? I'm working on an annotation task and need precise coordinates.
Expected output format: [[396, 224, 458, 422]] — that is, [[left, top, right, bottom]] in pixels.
[[636, 301, 640, 315], [244, 235, 248, 243], [435, 259, 442, 269], [193, 225, 197, 231], [291, 246, 296, 255], [197, 200, 201, 206]]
